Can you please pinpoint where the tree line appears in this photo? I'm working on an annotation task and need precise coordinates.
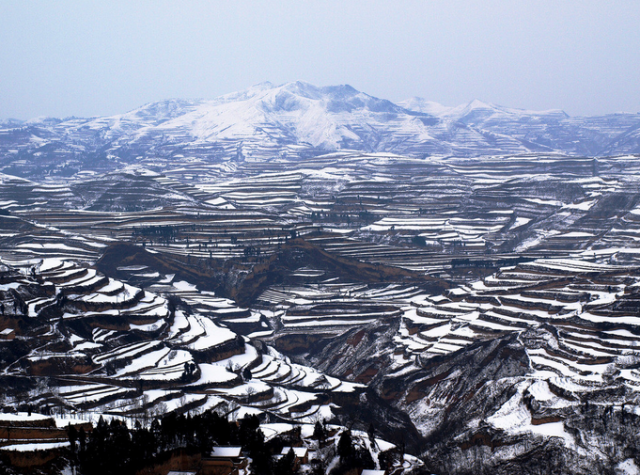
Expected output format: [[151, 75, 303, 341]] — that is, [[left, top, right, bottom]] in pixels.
[[67, 410, 382, 475]]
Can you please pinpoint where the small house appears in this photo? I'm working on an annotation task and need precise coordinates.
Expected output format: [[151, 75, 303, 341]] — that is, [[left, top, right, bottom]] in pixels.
[[281, 446, 309, 465], [209, 446, 242, 459], [201, 446, 247, 475]]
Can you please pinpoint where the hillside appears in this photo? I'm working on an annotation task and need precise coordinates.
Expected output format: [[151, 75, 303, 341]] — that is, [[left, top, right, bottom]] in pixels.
[[1, 153, 640, 473], [2, 82, 640, 179]]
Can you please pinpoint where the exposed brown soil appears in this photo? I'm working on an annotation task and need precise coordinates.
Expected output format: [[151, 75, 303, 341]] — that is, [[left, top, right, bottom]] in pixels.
[[96, 238, 450, 308], [531, 415, 563, 425], [353, 365, 379, 384], [405, 368, 453, 404], [273, 332, 331, 354]]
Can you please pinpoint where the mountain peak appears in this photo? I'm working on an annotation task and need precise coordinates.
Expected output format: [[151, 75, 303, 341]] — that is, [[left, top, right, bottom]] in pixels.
[[278, 81, 323, 99], [4, 82, 637, 165], [399, 97, 451, 116], [465, 99, 495, 110], [273, 82, 362, 101], [320, 83, 358, 95], [251, 81, 276, 90]]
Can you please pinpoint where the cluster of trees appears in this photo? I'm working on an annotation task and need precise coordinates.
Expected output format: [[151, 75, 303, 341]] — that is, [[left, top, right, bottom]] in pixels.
[[333, 429, 375, 475], [67, 412, 299, 475], [181, 361, 198, 381], [0, 339, 29, 367], [66, 411, 386, 475], [308, 210, 376, 224], [132, 225, 179, 243], [243, 245, 262, 257], [450, 256, 531, 269], [310, 422, 377, 475]]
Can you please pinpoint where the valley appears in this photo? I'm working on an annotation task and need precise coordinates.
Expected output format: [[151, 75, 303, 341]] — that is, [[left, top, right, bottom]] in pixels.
[[1, 150, 640, 473]]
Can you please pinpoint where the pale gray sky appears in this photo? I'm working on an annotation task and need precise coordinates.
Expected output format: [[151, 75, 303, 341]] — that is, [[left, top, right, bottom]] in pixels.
[[1, 1, 639, 119]]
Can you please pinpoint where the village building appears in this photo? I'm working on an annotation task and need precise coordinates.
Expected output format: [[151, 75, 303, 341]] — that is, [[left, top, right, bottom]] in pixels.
[[280, 445, 309, 464], [200, 446, 247, 475], [360, 470, 388, 475]]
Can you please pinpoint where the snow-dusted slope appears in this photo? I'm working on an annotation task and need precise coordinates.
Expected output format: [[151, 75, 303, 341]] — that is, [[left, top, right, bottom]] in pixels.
[[401, 96, 640, 156], [4, 152, 640, 473], [105, 81, 447, 158], [3, 82, 640, 178]]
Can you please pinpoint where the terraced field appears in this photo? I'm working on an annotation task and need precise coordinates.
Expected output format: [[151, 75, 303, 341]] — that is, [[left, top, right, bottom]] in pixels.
[[2, 152, 640, 473], [0, 259, 376, 463]]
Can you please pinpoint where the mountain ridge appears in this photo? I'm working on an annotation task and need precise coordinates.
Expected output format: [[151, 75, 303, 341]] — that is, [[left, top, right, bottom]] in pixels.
[[2, 81, 640, 178]]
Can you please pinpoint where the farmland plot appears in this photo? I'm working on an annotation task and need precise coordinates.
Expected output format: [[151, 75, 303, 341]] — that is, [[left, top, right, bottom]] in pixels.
[[3, 153, 640, 473]]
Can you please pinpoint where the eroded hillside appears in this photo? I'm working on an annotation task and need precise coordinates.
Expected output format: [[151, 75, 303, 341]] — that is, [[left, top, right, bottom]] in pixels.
[[2, 153, 640, 473]]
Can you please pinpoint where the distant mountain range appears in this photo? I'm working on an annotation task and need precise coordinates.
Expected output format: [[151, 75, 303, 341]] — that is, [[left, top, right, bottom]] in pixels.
[[1, 81, 639, 177]]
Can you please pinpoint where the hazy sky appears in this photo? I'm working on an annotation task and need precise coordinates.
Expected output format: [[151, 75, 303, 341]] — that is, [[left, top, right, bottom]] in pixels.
[[1, 1, 639, 119]]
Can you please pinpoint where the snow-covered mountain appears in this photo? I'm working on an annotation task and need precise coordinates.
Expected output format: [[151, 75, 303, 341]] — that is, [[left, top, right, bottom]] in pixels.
[[1, 81, 640, 178]]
